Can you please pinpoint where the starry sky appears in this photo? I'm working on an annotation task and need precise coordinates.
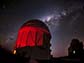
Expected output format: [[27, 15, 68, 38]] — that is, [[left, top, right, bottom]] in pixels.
[[0, 0, 84, 57]]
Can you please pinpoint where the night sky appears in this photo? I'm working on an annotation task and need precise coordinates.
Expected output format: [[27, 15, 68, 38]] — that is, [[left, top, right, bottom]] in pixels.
[[0, 0, 84, 57]]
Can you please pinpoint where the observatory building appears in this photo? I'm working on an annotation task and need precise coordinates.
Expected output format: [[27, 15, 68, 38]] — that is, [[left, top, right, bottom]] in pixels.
[[68, 39, 83, 57], [13, 19, 51, 60]]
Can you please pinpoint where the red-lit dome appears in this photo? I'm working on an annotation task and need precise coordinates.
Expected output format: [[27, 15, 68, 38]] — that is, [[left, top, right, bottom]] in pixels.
[[21, 19, 50, 32], [14, 19, 51, 49]]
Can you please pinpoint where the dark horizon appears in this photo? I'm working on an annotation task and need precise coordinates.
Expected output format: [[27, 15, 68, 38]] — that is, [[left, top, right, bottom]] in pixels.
[[0, 0, 84, 57]]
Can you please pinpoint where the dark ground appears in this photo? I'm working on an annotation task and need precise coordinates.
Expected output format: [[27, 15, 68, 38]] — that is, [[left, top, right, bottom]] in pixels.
[[0, 46, 82, 63]]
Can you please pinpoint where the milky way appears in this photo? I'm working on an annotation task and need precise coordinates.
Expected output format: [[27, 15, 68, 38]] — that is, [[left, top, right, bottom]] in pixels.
[[0, 0, 84, 57]]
